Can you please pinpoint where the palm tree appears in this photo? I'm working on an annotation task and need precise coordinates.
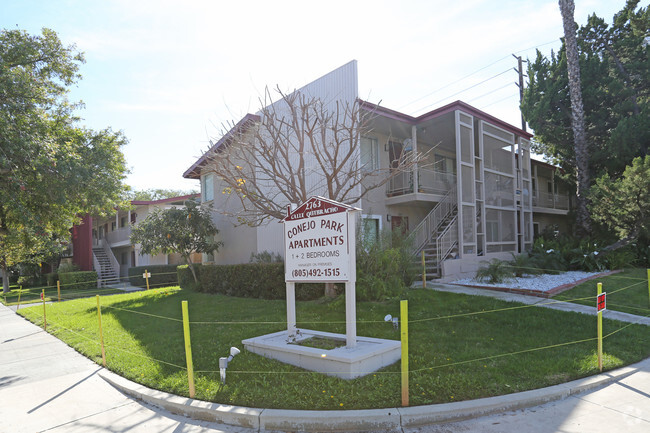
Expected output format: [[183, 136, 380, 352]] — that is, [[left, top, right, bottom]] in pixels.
[[559, 0, 591, 236]]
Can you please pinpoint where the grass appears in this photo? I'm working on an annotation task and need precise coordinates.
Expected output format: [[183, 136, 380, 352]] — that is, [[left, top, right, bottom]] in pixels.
[[1, 284, 124, 306], [16, 284, 650, 410], [552, 268, 650, 316]]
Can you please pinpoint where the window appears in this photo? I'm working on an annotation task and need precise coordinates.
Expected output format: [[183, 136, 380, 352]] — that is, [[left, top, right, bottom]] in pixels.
[[111, 221, 116, 231], [203, 173, 214, 201], [361, 216, 381, 246], [434, 154, 456, 174], [360, 137, 379, 172], [120, 216, 127, 228], [547, 181, 558, 194]]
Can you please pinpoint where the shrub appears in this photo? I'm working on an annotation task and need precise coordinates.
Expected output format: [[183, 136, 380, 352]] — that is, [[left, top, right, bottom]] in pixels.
[[128, 265, 179, 288], [475, 259, 513, 284], [178, 264, 202, 291], [355, 227, 415, 301], [45, 272, 58, 287], [59, 271, 98, 291], [507, 253, 542, 277], [249, 251, 283, 263], [199, 263, 285, 299], [58, 262, 79, 273], [179, 262, 323, 300]]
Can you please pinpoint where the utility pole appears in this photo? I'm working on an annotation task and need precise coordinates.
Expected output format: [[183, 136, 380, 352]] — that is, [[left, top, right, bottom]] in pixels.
[[513, 54, 528, 132]]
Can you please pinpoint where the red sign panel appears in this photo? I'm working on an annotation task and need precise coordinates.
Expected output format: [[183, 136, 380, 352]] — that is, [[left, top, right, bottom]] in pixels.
[[283, 197, 347, 222], [597, 292, 606, 312]]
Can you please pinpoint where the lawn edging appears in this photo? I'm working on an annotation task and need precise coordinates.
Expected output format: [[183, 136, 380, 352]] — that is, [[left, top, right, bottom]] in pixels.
[[98, 357, 645, 432]]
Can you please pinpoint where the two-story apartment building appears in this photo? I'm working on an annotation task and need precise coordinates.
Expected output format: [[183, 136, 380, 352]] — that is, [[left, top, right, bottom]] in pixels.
[[184, 61, 571, 280], [70, 194, 201, 285]]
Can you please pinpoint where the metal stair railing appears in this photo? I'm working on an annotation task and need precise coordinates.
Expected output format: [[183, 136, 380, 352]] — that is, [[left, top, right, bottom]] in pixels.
[[435, 216, 459, 274], [409, 188, 458, 254]]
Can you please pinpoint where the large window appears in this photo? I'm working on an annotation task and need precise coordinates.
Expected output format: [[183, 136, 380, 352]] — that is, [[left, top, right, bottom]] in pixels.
[[202, 173, 214, 202], [361, 215, 381, 246], [360, 137, 379, 172]]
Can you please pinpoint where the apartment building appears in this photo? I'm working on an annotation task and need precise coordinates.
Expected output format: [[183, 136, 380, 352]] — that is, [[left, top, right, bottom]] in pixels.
[[70, 194, 201, 285], [184, 61, 571, 280]]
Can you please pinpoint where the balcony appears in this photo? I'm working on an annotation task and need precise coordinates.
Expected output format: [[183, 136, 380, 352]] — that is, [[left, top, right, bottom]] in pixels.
[[105, 226, 132, 247], [386, 168, 456, 204], [532, 191, 571, 213]]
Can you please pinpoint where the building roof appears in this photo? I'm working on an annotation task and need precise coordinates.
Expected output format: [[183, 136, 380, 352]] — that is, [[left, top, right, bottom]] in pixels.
[[360, 99, 533, 140], [183, 113, 260, 180]]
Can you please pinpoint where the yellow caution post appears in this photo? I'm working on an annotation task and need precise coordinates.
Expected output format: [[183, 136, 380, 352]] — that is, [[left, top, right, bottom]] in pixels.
[[400, 299, 409, 407], [57, 280, 61, 302], [96, 295, 106, 367], [181, 300, 196, 398]]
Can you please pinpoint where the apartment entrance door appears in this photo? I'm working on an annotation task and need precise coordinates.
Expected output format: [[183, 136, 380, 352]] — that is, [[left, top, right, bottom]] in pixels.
[[391, 216, 409, 234]]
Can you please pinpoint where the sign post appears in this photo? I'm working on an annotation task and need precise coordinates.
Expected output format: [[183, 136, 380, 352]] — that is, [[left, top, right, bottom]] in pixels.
[[282, 197, 360, 348]]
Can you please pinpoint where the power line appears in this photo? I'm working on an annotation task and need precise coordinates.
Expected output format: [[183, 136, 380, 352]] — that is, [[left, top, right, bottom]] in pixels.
[[398, 38, 559, 114], [412, 68, 512, 115]]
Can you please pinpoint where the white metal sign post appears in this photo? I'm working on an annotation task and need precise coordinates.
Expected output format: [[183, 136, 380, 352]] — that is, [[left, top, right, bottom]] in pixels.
[[282, 197, 360, 348]]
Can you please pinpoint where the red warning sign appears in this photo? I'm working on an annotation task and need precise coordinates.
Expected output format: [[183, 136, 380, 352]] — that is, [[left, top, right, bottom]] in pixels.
[[597, 292, 606, 312]]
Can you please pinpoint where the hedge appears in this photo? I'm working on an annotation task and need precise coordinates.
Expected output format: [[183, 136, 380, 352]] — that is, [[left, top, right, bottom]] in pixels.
[[177, 263, 322, 300], [59, 271, 98, 291], [128, 264, 179, 288], [45, 272, 58, 288]]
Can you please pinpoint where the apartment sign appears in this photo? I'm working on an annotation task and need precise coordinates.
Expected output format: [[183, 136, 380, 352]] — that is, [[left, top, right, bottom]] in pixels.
[[282, 197, 359, 283]]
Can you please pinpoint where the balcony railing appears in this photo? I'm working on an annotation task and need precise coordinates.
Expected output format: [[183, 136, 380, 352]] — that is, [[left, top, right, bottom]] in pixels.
[[105, 226, 132, 245], [387, 168, 456, 197], [532, 191, 570, 210]]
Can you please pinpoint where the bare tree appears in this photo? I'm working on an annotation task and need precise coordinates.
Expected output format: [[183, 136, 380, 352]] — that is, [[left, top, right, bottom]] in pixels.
[[205, 86, 421, 226], [559, 0, 591, 235]]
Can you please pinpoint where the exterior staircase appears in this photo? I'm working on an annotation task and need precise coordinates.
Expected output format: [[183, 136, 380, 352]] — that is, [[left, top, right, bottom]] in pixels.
[[409, 189, 459, 280], [93, 246, 120, 287]]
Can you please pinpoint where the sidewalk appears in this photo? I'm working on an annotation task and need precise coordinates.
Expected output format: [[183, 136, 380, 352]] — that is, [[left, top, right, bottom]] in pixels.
[[2, 296, 649, 432], [0, 302, 252, 433], [428, 282, 650, 326]]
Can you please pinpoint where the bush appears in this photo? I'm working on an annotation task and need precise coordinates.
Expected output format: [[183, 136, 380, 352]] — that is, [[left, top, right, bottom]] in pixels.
[[355, 227, 415, 301], [178, 264, 202, 291], [475, 259, 513, 284], [249, 251, 283, 263], [199, 263, 285, 299], [45, 272, 58, 287], [128, 265, 179, 288], [59, 271, 98, 291], [178, 262, 323, 300]]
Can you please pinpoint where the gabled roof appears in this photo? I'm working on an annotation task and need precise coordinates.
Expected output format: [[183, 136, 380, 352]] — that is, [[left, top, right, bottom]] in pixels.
[[360, 99, 533, 140], [183, 113, 260, 180]]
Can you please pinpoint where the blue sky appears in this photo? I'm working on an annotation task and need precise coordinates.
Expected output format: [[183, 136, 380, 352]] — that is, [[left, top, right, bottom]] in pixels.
[[0, 0, 632, 192]]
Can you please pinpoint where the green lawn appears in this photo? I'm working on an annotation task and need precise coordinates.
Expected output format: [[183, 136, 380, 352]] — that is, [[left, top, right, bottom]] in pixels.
[[2, 284, 124, 306], [17, 286, 650, 410], [552, 268, 650, 316]]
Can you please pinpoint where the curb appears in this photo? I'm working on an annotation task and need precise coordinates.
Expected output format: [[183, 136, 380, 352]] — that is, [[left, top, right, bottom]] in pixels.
[[99, 358, 644, 432]]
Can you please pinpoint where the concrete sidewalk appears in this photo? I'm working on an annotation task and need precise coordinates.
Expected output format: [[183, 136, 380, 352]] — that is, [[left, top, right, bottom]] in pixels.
[[2, 291, 649, 432], [428, 282, 650, 326], [0, 303, 253, 433]]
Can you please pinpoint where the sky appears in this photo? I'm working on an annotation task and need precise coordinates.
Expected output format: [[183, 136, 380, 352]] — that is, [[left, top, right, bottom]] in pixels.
[[0, 0, 635, 192]]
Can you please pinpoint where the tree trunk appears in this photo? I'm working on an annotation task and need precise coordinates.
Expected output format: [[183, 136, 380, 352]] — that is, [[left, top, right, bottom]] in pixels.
[[1, 264, 9, 294], [184, 255, 198, 283], [559, 0, 591, 236], [324, 282, 337, 298]]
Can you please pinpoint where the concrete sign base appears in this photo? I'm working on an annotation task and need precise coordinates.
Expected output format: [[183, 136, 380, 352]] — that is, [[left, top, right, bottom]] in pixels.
[[242, 329, 401, 380]]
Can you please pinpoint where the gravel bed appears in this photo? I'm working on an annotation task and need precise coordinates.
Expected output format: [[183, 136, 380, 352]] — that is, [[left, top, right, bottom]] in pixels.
[[451, 271, 605, 293]]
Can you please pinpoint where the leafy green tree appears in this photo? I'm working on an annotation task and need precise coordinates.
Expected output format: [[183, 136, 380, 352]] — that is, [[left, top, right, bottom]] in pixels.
[[522, 0, 649, 222], [589, 156, 650, 250], [130, 200, 222, 282], [128, 188, 199, 201], [0, 28, 129, 292]]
